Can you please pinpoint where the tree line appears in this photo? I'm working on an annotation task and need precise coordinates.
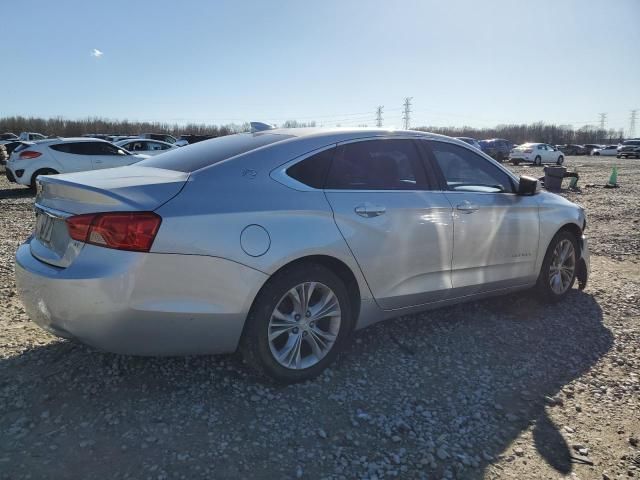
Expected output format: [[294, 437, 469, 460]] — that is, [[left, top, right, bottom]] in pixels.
[[413, 122, 625, 145], [0, 115, 625, 145]]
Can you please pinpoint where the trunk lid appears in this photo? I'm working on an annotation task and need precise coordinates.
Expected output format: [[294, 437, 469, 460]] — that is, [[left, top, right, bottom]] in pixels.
[[31, 166, 188, 267]]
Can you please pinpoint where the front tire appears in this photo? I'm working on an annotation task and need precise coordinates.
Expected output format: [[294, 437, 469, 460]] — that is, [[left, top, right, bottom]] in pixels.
[[557, 156, 564, 165], [240, 262, 353, 383], [536, 231, 578, 302], [534, 156, 542, 166]]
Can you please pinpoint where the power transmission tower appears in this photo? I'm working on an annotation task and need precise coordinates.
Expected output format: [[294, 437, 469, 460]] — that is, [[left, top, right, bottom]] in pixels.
[[402, 97, 413, 130], [598, 112, 607, 130], [375, 106, 384, 128], [630, 109, 638, 138]]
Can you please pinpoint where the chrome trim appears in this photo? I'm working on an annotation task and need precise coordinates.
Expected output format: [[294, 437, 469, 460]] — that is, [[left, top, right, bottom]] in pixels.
[[34, 204, 72, 220]]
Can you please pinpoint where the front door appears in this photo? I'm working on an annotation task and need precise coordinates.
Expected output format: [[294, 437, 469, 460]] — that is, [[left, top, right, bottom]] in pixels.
[[424, 140, 540, 295], [323, 138, 454, 309], [88, 142, 137, 169]]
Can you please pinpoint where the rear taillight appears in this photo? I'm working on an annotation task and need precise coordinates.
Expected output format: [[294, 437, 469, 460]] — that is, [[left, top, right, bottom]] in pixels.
[[66, 212, 162, 252], [19, 150, 42, 160]]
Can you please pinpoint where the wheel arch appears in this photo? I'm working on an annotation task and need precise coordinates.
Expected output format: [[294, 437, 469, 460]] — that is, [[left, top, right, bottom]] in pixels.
[[30, 167, 59, 189], [557, 222, 583, 256], [255, 254, 362, 324]]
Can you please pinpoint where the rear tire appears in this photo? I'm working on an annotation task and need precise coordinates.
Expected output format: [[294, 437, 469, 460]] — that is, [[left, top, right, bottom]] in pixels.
[[534, 156, 542, 166], [240, 262, 354, 383], [511, 160, 520, 166], [536, 230, 578, 303], [30, 168, 58, 190], [556, 156, 564, 165]]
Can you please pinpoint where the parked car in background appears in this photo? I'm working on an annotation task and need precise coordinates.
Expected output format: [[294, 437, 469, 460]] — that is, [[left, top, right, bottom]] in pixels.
[[616, 139, 640, 158], [5, 138, 149, 189], [0, 132, 18, 142], [1, 141, 23, 160], [18, 132, 47, 142], [509, 143, 565, 165], [479, 138, 512, 162], [455, 137, 482, 150], [81, 134, 112, 140], [115, 139, 177, 156], [14, 128, 588, 383], [591, 145, 618, 156], [557, 144, 587, 156], [109, 135, 137, 142], [174, 134, 215, 147], [139, 133, 177, 144], [583, 144, 603, 155]]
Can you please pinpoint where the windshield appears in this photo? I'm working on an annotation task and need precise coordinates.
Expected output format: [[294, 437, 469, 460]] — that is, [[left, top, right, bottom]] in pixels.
[[137, 132, 292, 172]]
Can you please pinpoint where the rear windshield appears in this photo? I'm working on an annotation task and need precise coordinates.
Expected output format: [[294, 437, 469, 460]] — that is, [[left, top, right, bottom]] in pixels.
[[137, 133, 292, 172]]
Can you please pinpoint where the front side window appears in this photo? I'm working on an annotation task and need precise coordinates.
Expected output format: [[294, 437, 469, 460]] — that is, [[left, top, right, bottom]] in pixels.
[[325, 139, 424, 190], [428, 141, 515, 193]]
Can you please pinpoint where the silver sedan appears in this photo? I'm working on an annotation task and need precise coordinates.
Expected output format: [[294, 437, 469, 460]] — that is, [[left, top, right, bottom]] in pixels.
[[15, 127, 589, 383]]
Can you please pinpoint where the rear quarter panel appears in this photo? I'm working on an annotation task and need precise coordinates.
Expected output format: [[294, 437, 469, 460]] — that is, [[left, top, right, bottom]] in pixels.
[[151, 146, 374, 302]]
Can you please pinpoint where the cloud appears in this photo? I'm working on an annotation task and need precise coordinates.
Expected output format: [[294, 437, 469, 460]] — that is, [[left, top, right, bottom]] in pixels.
[[91, 48, 103, 58]]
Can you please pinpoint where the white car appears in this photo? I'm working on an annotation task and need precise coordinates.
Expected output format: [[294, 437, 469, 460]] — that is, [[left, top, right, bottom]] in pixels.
[[5, 138, 149, 189], [115, 139, 177, 156], [509, 143, 565, 166], [591, 145, 619, 156]]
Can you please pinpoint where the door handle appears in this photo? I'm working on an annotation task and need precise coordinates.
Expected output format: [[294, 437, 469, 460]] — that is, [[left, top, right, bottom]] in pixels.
[[94, 159, 103, 163], [355, 203, 386, 218], [456, 201, 479, 213]]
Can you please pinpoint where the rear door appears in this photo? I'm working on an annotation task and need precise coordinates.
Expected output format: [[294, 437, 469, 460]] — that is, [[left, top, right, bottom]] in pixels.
[[48, 142, 95, 173], [83, 142, 137, 169], [423, 140, 540, 295], [323, 137, 454, 309]]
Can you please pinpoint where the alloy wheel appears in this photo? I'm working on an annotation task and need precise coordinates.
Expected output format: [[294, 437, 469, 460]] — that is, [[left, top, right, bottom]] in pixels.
[[268, 282, 342, 370], [548, 239, 576, 295]]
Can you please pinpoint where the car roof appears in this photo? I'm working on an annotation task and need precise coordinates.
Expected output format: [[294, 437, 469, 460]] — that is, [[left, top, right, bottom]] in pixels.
[[30, 137, 112, 145], [258, 127, 454, 144], [117, 138, 173, 145]]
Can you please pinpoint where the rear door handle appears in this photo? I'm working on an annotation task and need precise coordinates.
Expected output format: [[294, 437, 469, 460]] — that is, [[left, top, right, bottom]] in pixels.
[[355, 203, 386, 218], [456, 201, 479, 213]]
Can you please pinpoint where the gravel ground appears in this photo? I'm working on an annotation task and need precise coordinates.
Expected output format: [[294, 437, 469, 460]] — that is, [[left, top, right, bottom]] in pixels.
[[0, 156, 638, 480]]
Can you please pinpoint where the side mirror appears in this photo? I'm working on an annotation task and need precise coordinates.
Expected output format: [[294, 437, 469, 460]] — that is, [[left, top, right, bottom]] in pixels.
[[518, 175, 538, 195]]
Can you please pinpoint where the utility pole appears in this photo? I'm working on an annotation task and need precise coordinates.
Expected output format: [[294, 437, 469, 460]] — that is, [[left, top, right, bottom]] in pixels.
[[402, 97, 413, 130], [630, 109, 638, 138], [598, 112, 607, 130], [375, 106, 384, 128]]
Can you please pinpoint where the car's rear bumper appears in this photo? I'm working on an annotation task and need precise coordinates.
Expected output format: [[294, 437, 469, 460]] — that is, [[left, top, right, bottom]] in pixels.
[[15, 241, 268, 355]]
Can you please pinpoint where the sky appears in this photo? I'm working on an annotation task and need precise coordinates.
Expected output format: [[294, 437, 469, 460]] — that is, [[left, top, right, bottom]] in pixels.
[[1, 0, 639, 133]]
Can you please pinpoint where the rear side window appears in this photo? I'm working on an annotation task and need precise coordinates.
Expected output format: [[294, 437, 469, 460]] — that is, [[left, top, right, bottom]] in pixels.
[[428, 141, 515, 193], [138, 133, 292, 172], [286, 148, 335, 189], [325, 139, 425, 190]]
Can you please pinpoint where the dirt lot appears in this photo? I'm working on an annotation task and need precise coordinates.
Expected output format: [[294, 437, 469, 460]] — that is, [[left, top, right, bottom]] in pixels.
[[0, 156, 638, 480]]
